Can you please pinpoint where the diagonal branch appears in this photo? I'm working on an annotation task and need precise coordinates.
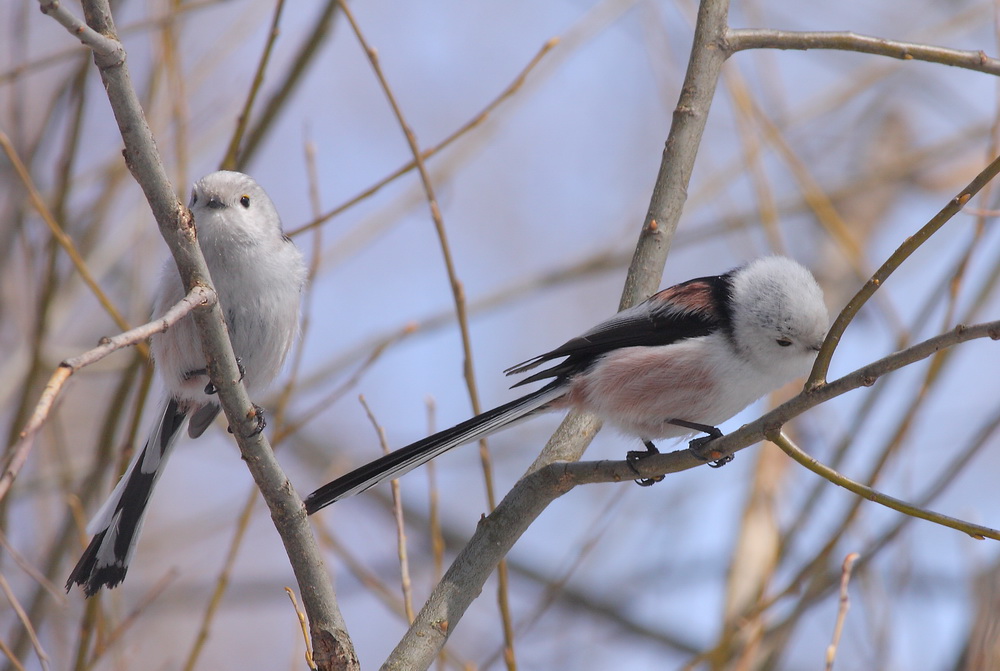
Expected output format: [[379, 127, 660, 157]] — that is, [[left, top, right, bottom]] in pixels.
[[383, 0, 735, 666], [769, 432, 995, 540], [807, 151, 1000, 387], [394, 316, 1000, 657], [0, 287, 215, 505], [43, 2, 357, 668]]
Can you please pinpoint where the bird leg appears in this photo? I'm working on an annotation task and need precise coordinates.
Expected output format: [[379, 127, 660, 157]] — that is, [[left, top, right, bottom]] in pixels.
[[666, 419, 732, 468], [200, 358, 245, 396], [227, 403, 266, 437], [626, 440, 665, 487]]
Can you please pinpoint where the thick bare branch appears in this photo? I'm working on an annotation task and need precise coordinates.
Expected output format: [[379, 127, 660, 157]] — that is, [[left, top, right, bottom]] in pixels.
[[384, 0, 734, 665], [42, 2, 356, 667], [379, 315, 1000, 670]]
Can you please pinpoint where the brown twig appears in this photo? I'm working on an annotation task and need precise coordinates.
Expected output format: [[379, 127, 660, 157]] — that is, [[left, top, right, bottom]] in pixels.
[[359, 395, 415, 623], [43, 1, 357, 666], [0, 131, 139, 342], [84, 571, 177, 667], [808, 152, 1000, 388], [0, 287, 214, 505], [726, 29, 1000, 75], [825, 553, 859, 671], [0, 574, 49, 671], [286, 588, 318, 670], [287, 38, 558, 237], [219, 0, 286, 170], [770, 432, 995, 540], [336, 0, 520, 663]]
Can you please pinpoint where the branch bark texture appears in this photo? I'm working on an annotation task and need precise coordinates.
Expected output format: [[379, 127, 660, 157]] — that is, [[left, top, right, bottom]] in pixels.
[[726, 29, 1000, 76], [384, 0, 734, 666], [45, 1, 358, 667]]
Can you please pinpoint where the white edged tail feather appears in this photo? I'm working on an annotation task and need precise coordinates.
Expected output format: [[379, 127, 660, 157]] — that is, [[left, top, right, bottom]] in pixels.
[[305, 381, 565, 513], [66, 398, 188, 596]]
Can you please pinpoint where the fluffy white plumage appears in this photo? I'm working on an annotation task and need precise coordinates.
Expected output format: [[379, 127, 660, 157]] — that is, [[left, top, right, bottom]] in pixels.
[[68, 171, 306, 596]]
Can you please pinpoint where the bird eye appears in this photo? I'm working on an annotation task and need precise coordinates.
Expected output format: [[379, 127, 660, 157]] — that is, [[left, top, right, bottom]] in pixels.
[[240, 195, 251, 208], [776, 338, 792, 347]]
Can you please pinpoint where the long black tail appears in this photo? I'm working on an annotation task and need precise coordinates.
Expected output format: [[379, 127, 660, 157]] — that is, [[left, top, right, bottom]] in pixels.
[[305, 382, 565, 513], [67, 399, 187, 596]]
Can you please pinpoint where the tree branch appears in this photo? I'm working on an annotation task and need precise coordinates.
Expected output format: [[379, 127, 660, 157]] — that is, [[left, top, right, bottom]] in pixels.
[[0, 287, 215, 505], [42, 1, 357, 667], [383, 0, 734, 666], [808, 151, 1000, 387], [770, 431, 999, 540], [38, 0, 122, 58], [726, 29, 1000, 76], [382, 318, 1000, 662]]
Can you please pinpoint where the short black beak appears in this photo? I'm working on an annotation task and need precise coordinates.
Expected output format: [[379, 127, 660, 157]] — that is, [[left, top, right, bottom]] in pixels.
[[205, 196, 226, 209]]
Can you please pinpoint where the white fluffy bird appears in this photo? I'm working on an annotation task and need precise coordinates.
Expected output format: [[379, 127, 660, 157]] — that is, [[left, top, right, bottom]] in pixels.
[[305, 256, 828, 512], [67, 171, 306, 596]]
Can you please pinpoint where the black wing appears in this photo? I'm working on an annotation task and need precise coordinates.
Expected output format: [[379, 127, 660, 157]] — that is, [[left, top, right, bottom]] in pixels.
[[505, 273, 734, 387]]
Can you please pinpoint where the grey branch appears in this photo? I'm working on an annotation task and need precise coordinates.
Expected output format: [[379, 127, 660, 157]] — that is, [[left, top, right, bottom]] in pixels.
[[64, 286, 215, 372], [43, 1, 357, 667], [0, 287, 216, 505], [725, 29, 1000, 75], [617, 319, 1000, 484], [386, 318, 1000, 668], [38, 0, 123, 58], [383, 0, 735, 667]]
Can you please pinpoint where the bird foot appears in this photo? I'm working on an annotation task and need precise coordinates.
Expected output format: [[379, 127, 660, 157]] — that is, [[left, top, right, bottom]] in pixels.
[[626, 441, 665, 487], [687, 430, 732, 468], [227, 404, 266, 437]]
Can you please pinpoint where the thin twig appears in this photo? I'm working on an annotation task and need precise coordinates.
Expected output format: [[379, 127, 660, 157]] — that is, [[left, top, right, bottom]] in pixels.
[[85, 571, 177, 667], [808, 152, 1000, 388], [286, 588, 318, 671], [0, 636, 27, 671], [237, 0, 340, 168], [825, 553, 859, 671], [726, 29, 1000, 75], [220, 0, 286, 170], [0, 530, 66, 604], [0, 287, 214, 505], [336, 0, 520, 663], [181, 488, 257, 671], [287, 37, 558, 237], [359, 395, 415, 623], [0, 131, 139, 342], [0, 574, 50, 671], [770, 432, 994, 539]]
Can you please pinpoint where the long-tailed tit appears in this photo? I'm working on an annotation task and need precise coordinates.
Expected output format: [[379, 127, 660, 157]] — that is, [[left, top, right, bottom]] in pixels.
[[305, 256, 827, 513], [67, 171, 306, 596]]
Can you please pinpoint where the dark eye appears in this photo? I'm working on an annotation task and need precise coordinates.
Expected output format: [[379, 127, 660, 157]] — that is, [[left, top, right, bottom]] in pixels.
[[240, 195, 251, 208], [776, 338, 792, 347], [190, 191, 198, 206]]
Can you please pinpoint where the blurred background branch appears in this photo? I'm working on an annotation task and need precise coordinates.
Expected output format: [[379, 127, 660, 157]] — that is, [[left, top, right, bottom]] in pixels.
[[2, 0, 999, 669]]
